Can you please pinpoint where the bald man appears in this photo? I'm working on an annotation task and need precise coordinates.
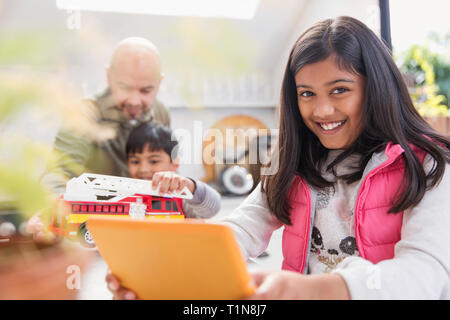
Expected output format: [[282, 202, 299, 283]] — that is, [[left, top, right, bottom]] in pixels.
[[40, 37, 170, 195], [27, 38, 170, 242], [105, 37, 169, 123]]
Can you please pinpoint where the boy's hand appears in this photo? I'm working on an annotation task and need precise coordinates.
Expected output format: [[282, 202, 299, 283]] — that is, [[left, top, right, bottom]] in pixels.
[[151, 171, 196, 195]]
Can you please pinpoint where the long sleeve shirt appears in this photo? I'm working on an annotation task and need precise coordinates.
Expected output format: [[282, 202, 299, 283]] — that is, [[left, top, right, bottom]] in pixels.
[[220, 152, 450, 299], [183, 180, 221, 219]]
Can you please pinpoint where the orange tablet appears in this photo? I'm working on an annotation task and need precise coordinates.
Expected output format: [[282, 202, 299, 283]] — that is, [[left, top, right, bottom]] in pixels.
[[87, 216, 255, 300]]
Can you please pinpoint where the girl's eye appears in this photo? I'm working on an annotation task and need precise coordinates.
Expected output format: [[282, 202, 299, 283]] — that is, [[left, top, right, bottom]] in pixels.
[[299, 91, 314, 98], [332, 87, 349, 94], [149, 161, 160, 165], [129, 160, 139, 165]]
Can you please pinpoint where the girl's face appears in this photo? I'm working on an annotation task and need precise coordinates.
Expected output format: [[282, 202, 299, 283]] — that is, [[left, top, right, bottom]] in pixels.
[[295, 55, 366, 149], [127, 143, 179, 180]]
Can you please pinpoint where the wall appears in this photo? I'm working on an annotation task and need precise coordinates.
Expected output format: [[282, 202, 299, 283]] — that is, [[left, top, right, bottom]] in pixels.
[[271, 0, 381, 99]]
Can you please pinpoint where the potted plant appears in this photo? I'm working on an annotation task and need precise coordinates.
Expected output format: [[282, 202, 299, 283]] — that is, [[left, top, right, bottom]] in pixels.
[[0, 72, 100, 299], [399, 38, 450, 135]]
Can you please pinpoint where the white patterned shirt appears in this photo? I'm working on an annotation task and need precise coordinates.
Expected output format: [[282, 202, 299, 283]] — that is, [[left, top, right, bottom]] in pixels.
[[308, 150, 363, 274]]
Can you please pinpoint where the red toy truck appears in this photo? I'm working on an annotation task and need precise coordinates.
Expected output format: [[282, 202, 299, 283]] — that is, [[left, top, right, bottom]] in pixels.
[[50, 173, 193, 247]]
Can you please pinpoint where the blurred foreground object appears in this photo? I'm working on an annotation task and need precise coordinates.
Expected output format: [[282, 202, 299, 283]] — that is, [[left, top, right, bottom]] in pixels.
[[0, 237, 93, 300], [0, 72, 111, 219], [0, 71, 102, 299]]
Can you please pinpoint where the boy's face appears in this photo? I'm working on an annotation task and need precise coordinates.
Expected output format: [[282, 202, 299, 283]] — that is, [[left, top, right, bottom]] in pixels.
[[127, 143, 179, 180]]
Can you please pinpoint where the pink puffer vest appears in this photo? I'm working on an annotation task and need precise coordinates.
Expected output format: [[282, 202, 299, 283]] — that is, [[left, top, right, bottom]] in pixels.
[[282, 143, 427, 273]]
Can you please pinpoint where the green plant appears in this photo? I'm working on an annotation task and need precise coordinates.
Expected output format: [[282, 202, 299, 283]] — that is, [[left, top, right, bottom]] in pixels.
[[0, 72, 99, 299], [398, 33, 450, 117], [0, 73, 109, 220], [409, 46, 448, 117]]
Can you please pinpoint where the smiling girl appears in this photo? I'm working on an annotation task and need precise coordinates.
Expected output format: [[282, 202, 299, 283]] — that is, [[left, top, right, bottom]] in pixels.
[[106, 16, 450, 300], [221, 16, 450, 299]]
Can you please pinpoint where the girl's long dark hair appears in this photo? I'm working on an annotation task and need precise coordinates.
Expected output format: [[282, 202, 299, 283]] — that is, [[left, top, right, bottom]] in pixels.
[[262, 16, 450, 225]]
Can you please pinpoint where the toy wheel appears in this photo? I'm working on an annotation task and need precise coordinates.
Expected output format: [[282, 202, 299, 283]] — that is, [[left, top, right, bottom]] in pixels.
[[78, 222, 96, 248]]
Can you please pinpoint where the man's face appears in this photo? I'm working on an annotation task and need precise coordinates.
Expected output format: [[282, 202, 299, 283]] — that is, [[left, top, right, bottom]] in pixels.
[[107, 55, 162, 121], [127, 144, 179, 180]]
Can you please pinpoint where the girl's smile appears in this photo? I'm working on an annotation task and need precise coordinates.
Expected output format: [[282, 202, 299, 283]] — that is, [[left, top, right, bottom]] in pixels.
[[295, 55, 366, 149], [316, 119, 347, 134]]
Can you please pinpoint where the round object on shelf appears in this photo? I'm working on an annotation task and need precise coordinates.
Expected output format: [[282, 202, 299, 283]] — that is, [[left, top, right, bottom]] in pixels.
[[221, 166, 254, 195]]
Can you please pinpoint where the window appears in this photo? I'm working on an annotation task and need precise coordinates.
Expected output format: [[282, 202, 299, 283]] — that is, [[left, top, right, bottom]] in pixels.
[[172, 201, 178, 212], [165, 201, 172, 211], [151, 200, 162, 210]]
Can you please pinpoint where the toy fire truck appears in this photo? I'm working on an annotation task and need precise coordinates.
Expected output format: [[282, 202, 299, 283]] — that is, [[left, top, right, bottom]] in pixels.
[[50, 173, 193, 248]]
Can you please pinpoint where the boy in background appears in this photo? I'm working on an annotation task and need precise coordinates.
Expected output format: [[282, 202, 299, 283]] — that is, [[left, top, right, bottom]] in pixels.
[[126, 122, 221, 218]]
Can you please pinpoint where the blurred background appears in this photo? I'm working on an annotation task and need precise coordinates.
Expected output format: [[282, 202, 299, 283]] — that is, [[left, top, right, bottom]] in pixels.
[[1, 0, 448, 186], [0, 0, 449, 299]]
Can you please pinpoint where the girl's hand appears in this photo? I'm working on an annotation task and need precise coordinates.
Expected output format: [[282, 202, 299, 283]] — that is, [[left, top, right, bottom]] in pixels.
[[246, 270, 350, 300], [105, 270, 138, 300], [151, 172, 196, 195], [247, 270, 310, 300]]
